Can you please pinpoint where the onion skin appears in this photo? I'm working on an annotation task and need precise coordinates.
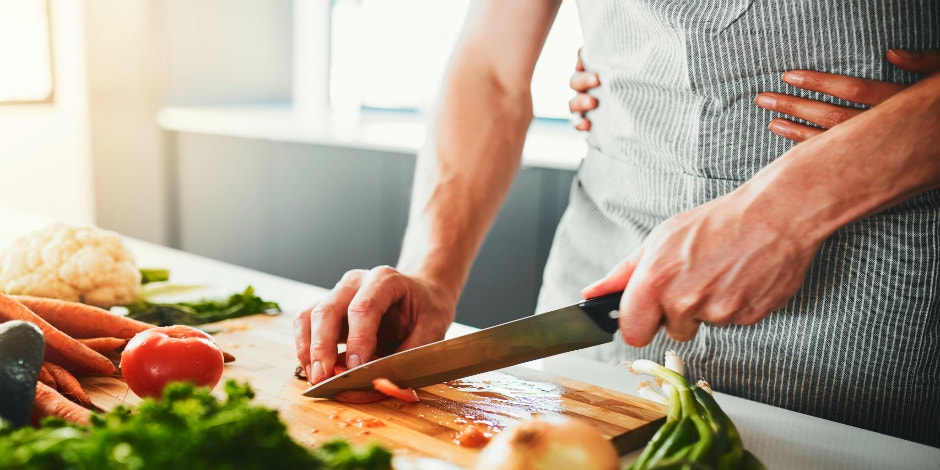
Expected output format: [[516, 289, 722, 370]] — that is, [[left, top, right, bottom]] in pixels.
[[473, 415, 619, 470]]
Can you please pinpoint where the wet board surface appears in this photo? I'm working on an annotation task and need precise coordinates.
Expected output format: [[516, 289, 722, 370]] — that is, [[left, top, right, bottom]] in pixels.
[[81, 313, 666, 469]]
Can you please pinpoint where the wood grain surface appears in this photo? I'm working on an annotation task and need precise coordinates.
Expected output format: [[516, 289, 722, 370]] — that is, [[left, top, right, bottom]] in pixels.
[[81, 313, 666, 469]]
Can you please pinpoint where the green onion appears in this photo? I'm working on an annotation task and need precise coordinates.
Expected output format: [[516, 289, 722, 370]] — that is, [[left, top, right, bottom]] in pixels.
[[626, 353, 766, 470]]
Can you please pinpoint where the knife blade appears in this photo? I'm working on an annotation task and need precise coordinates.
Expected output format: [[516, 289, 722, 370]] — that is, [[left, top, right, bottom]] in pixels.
[[302, 290, 623, 398]]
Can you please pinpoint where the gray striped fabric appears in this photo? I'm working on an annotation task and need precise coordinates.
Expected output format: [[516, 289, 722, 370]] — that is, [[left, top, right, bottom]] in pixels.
[[536, 0, 940, 446]]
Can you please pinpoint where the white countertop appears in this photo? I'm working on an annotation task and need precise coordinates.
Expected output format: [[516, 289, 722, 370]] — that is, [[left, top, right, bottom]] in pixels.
[[2, 206, 937, 469], [156, 105, 586, 172]]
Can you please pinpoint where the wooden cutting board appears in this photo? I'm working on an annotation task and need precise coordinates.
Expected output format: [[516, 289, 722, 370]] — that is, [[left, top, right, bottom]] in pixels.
[[80, 313, 666, 469]]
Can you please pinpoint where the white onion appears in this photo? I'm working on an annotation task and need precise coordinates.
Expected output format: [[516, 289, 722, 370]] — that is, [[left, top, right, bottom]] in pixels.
[[473, 414, 619, 470]]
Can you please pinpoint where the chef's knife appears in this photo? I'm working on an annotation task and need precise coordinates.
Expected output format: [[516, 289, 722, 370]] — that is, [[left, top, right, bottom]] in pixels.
[[302, 290, 623, 398]]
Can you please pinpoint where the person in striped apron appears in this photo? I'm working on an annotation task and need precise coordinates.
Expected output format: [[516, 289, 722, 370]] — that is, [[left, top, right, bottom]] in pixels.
[[294, 0, 939, 447], [538, 0, 940, 446]]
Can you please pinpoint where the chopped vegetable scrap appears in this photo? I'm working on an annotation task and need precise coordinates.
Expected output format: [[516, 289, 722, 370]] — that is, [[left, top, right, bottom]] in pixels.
[[626, 351, 767, 470], [122, 284, 281, 326], [329, 413, 386, 429], [372, 378, 419, 403], [138, 268, 170, 284], [295, 355, 420, 404], [0, 380, 394, 470], [453, 424, 490, 448]]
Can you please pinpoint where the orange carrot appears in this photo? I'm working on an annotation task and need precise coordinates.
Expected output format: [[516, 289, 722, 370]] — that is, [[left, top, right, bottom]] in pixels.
[[42, 347, 111, 377], [38, 365, 56, 388], [78, 337, 127, 354], [0, 293, 116, 376], [12, 295, 153, 340], [44, 362, 93, 407], [32, 381, 92, 426]]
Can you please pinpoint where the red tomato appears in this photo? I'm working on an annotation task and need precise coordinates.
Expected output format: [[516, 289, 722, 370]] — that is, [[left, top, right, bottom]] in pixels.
[[372, 377, 419, 402], [120, 325, 225, 399]]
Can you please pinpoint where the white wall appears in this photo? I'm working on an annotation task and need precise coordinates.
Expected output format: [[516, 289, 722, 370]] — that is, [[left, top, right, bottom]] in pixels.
[[83, 0, 171, 244], [0, 0, 94, 224], [81, 0, 294, 246], [165, 0, 293, 106]]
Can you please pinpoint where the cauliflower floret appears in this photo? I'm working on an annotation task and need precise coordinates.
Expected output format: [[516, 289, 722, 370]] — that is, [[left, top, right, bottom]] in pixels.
[[0, 223, 141, 308]]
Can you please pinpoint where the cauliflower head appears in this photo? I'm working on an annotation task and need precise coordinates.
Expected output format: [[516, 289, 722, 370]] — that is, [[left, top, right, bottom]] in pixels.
[[0, 223, 141, 308]]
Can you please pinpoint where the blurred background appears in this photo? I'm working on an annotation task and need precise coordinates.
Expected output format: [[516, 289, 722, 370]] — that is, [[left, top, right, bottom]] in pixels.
[[0, 0, 586, 328]]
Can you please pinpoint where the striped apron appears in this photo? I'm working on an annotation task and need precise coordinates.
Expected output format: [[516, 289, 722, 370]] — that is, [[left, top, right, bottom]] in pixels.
[[537, 0, 940, 446]]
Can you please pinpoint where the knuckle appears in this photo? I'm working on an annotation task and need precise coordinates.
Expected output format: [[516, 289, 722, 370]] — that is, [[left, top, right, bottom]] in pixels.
[[345, 332, 377, 352], [293, 307, 311, 323], [665, 325, 696, 343], [372, 265, 398, 278], [733, 310, 764, 326], [339, 269, 365, 284], [705, 297, 744, 322], [310, 302, 338, 319], [823, 109, 850, 128], [841, 82, 869, 103], [670, 293, 702, 314], [777, 99, 800, 116], [641, 270, 671, 290], [307, 340, 337, 359], [347, 297, 378, 317]]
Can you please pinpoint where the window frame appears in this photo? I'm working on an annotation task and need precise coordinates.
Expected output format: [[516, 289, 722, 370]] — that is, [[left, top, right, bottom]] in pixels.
[[0, 0, 55, 105]]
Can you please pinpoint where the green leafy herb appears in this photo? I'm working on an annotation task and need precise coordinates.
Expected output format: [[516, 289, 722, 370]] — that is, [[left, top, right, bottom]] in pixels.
[[122, 286, 281, 326], [138, 268, 170, 284], [0, 380, 393, 470]]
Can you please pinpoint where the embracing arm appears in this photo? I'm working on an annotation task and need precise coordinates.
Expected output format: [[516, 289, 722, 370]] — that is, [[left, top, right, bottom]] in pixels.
[[746, 71, 940, 244], [583, 70, 940, 347]]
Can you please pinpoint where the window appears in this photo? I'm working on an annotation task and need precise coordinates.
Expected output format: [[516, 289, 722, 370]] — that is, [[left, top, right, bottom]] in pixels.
[[0, 0, 54, 104], [330, 0, 583, 121]]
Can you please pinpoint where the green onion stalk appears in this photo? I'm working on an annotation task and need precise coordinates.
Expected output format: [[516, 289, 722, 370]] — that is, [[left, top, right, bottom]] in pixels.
[[626, 354, 766, 470]]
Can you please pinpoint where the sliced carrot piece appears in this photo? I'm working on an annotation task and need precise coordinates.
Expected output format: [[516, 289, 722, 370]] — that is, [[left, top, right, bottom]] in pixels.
[[372, 377, 419, 402]]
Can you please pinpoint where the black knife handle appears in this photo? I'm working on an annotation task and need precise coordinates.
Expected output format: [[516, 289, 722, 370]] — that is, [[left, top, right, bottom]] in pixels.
[[577, 290, 623, 334]]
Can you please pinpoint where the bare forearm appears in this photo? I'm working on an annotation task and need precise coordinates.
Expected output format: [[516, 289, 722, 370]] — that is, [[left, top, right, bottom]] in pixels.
[[738, 72, 940, 244], [395, 0, 560, 301], [397, 70, 532, 297]]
